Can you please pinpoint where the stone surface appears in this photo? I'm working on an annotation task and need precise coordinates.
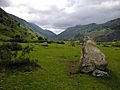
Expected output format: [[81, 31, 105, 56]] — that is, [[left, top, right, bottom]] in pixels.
[[92, 69, 109, 77], [80, 36, 108, 76], [41, 42, 48, 46]]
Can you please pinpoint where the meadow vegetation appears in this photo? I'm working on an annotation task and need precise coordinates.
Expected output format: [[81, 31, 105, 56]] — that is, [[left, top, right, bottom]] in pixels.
[[0, 41, 120, 90]]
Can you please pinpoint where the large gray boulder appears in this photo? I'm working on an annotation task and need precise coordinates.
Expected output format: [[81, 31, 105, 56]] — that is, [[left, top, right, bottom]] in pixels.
[[80, 36, 108, 76]]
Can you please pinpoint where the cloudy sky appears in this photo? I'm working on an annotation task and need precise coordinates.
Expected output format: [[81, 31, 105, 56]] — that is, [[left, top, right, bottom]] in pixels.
[[0, 0, 120, 34]]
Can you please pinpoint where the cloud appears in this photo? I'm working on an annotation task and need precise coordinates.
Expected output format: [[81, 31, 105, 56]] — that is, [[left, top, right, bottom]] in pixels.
[[1, 0, 120, 34], [0, 0, 10, 7]]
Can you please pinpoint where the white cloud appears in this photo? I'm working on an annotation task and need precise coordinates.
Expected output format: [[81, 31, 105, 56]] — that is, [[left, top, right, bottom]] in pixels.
[[41, 25, 65, 34], [10, 0, 68, 11], [100, 0, 120, 9], [3, 6, 34, 21], [1, 0, 120, 34]]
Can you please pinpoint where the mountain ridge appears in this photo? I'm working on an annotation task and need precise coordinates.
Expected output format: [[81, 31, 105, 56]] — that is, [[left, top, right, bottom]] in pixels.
[[8, 13, 56, 40], [1, 7, 120, 42], [29, 23, 56, 39], [0, 8, 38, 42], [56, 18, 120, 41]]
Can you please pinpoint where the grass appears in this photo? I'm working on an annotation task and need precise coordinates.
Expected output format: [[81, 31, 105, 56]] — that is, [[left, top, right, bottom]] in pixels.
[[0, 43, 120, 90]]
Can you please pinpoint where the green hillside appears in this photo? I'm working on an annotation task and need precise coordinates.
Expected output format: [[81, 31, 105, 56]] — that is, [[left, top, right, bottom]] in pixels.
[[56, 19, 120, 41], [8, 14, 56, 40], [0, 8, 39, 42]]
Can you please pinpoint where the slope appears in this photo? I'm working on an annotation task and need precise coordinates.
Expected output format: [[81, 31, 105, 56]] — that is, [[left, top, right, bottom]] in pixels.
[[29, 23, 56, 40], [57, 18, 120, 41], [9, 14, 56, 40], [0, 8, 38, 42]]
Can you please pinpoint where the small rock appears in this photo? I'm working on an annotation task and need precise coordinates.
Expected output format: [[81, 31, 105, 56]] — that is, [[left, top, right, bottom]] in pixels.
[[92, 69, 108, 77], [41, 42, 48, 46], [0, 86, 5, 90]]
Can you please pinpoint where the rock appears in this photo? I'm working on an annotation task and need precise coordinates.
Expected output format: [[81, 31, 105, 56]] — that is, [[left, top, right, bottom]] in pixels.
[[92, 69, 109, 77], [41, 42, 48, 46], [80, 36, 108, 76]]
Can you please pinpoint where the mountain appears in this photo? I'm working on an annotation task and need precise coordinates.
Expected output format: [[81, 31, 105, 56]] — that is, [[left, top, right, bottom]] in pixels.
[[9, 14, 56, 40], [56, 18, 120, 41], [1, 7, 120, 42], [0, 8, 38, 42], [29, 23, 56, 39], [0, 8, 56, 41]]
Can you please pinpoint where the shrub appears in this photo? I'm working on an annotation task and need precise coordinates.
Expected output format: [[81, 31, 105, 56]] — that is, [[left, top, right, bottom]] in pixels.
[[20, 45, 33, 58], [56, 41, 65, 44], [0, 58, 40, 72], [0, 43, 40, 72], [0, 42, 22, 51], [112, 41, 120, 47], [102, 44, 110, 47], [43, 36, 48, 41], [38, 36, 44, 40], [0, 49, 13, 61], [47, 40, 54, 44], [70, 41, 75, 47], [97, 42, 101, 45], [75, 41, 81, 45], [11, 34, 27, 43], [101, 42, 111, 47]]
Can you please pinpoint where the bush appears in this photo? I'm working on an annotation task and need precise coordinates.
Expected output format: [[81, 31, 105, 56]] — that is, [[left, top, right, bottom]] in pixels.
[[0, 58, 40, 72], [75, 41, 81, 45], [97, 42, 101, 45], [0, 43, 40, 72], [0, 49, 13, 61], [112, 41, 120, 47], [102, 44, 110, 47], [101, 42, 111, 47], [11, 35, 28, 43], [47, 40, 54, 44], [56, 41, 65, 44], [0, 42, 22, 51], [70, 41, 75, 47], [38, 36, 44, 40]]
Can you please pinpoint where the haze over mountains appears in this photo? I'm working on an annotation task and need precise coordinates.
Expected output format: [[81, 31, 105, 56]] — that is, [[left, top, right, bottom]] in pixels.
[[0, 8, 120, 41]]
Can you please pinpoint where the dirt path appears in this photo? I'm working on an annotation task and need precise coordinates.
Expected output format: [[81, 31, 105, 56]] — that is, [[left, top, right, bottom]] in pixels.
[[67, 61, 79, 75], [47, 56, 79, 75]]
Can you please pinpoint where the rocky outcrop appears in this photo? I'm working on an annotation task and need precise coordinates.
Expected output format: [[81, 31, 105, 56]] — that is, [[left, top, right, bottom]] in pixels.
[[80, 36, 108, 77]]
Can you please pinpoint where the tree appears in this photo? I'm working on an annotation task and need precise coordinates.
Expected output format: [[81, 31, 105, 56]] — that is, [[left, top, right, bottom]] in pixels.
[[38, 36, 43, 40]]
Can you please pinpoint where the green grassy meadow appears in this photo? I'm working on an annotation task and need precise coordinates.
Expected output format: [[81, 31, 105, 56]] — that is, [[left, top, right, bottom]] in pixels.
[[0, 43, 120, 90]]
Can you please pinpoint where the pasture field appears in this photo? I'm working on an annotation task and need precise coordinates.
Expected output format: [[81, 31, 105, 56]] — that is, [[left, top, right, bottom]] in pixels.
[[0, 43, 120, 90]]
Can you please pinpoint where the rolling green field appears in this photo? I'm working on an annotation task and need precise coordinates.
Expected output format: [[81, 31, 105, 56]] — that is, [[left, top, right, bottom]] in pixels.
[[0, 43, 120, 90]]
